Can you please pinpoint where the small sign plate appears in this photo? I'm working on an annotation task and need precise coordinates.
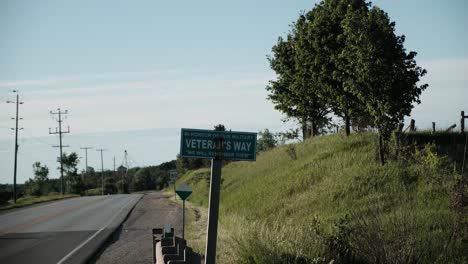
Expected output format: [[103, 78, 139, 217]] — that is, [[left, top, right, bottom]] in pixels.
[[176, 183, 192, 200]]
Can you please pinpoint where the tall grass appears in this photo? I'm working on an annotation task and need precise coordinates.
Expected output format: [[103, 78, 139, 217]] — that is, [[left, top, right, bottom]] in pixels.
[[178, 133, 466, 263]]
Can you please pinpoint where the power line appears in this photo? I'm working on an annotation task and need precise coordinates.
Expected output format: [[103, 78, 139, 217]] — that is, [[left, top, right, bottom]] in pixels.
[[21, 130, 55, 147], [49, 108, 70, 195]]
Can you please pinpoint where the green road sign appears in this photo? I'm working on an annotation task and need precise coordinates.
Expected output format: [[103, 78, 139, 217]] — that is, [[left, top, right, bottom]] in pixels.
[[180, 128, 257, 161], [176, 183, 192, 200]]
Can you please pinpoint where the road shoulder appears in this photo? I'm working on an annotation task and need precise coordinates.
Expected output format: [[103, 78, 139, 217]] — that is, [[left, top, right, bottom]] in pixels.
[[92, 191, 183, 264]]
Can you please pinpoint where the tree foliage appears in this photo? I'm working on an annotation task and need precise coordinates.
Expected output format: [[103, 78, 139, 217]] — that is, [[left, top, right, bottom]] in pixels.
[[268, 0, 427, 164], [26, 162, 50, 196], [59, 152, 80, 176], [25, 155, 176, 196], [341, 5, 428, 164], [267, 32, 330, 139], [257, 129, 277, 152]]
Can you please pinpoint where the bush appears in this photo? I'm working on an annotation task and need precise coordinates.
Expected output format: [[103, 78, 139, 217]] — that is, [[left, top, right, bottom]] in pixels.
[[84, 188, 101, 196]]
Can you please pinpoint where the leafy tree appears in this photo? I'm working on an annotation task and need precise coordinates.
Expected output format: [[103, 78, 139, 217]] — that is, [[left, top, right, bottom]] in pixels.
[[304, 0, 369, 136], [67, 170, 84, 195], [176, 154, 209, 174], [341, 6, 428, 164], [257, 129, 277, 152], [214, 124, 226, 131], [33, 162, 49, 181], [27, 162, 49, 196], [116, 179, 129, 194], [82, 168, 99, 191], [267, 33, 330, 139], [131, 167, 154, 191], [103, 175, 117, 194], [157, 160, 176, 171], [59, 152, 79, 175], [58, 152, 81, 194]]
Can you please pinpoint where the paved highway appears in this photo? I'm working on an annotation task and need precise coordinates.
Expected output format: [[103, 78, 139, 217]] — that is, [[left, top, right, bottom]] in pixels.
[[0, 194, 141, 264]]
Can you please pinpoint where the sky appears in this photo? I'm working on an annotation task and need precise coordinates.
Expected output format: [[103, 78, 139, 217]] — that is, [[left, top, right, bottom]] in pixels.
[[0, 0, 467, 184]]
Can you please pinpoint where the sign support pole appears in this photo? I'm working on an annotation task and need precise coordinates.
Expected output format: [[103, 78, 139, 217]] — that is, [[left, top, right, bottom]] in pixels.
[[176, 182, 192, 240], [182, 199, 185, 239], [204, 157, 222, 264]]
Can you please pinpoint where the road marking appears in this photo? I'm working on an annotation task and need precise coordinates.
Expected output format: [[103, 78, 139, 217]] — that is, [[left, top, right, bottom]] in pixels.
[[56, 195, 139, 264], [0, 197, 106, 237]]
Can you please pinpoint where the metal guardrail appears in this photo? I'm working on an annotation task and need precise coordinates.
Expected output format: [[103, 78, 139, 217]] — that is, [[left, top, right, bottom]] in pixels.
[[152, 225, 200, 264]]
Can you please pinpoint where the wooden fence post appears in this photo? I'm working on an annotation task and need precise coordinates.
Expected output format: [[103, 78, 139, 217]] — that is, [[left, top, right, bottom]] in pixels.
[[462, 111, 465, 134], [394, 123, 404, 157], [410, 119, 416, 132]]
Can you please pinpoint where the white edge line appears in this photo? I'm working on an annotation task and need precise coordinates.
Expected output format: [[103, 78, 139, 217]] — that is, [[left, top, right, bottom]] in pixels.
[[56, 195, 140, 264]]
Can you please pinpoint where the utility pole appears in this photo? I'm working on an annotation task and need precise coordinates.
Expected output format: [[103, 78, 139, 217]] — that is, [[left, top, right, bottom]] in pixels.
[[49, 108, 70, 195], [112, 156, 117, 193], [80, 147, 92, 173], [6, 90, 23, 203], [96, 149, 107, 195], [123, 150, 128, 193]]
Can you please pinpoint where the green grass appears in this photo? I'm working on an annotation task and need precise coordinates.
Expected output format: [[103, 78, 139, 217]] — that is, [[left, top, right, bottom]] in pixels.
[[0, 193, 79, 211], [176, 133, 467, 263]]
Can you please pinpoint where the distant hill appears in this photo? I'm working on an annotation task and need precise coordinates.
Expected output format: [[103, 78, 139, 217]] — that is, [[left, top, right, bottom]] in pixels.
[[177, 133, 466, 263]]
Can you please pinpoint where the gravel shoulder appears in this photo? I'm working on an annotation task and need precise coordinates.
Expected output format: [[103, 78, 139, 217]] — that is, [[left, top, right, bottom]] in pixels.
[[92, 192, 183, 264]]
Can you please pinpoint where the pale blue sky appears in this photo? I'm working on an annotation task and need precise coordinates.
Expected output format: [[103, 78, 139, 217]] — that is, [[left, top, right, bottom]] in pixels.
[[0, 0, 467, 183]]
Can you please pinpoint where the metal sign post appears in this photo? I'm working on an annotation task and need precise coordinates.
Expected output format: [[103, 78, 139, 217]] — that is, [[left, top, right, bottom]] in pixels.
[[176, 183, 192, 240], [205, 157, 222, 263], [179, 128, 257, 264]]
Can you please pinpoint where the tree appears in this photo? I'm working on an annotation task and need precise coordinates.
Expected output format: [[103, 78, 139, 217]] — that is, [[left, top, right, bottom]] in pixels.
[[60, 152, 79, 175], [103, 174, 117, 194], [257, 129, 277, 152], [58, 152, 80, 194], [341, 6, 428, 165], [214, 124, 226, 131], [176, 154, 209, 174], [67, 170, 84, 195], [27, 162, 49, 196], [267, 32, 330, 139], [304, 0, 370, 136]]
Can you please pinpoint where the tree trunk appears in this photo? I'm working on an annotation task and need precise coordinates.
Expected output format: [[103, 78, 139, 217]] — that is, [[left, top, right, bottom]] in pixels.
[[302, 121, 308, 141], [311, 119, 317, 137], [345, 113, 351, 136], [378, 133, 385, 166]]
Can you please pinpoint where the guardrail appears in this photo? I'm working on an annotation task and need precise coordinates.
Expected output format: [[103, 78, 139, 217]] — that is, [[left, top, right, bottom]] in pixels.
[[153, 225, 201, 264]]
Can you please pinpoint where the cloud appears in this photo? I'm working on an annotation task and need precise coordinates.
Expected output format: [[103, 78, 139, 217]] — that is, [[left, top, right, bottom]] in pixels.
[[0, 69, 282, 140], [420, 57, 468, 82]]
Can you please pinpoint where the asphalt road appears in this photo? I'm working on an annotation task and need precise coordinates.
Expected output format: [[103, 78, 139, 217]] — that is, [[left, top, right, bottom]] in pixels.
[[0, 194, 141, 264]]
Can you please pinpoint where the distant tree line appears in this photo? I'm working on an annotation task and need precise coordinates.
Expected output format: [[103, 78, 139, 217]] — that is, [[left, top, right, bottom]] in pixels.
[[267, 0, 428, 164], [0, 153, 177, 202]]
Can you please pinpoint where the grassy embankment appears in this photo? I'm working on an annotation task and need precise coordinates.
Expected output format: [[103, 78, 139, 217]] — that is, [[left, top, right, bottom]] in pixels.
[[0, 193, 79, 211], [172, 132, 466, 263]]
